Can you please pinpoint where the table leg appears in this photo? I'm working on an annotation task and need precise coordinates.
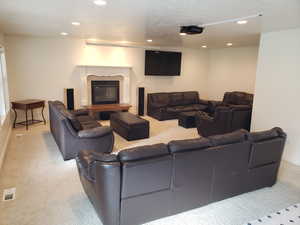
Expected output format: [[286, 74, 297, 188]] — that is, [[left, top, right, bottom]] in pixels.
[[25, 109, 28, 130], [41, 105, 46, 124], [13, 108, 17, 128]]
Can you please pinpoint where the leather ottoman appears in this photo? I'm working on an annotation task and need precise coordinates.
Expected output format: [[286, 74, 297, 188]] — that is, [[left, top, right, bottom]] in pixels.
[[110, 112, 150, 141], [178, 111, 197, 128]]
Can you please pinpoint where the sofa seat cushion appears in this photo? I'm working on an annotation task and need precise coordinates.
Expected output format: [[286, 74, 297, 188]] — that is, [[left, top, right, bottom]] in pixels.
[[80, 120, 101, 130], [166, 106, 195, 113], [191, 104, 208, 111]]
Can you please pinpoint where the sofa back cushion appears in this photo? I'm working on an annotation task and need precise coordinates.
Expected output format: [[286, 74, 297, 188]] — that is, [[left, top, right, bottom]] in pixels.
[[168, 137, 212, 153], [150, 93, 170, 107], [183, 92, 199, 105], [209, 129, 248, 146], [169, 92, 185, 106], [223, 92, 253, 105], [119, 144, 172, 199], [59, 109, 82, 131]]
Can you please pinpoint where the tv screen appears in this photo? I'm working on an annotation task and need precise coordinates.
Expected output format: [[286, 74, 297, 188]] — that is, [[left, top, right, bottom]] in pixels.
[[145, 50, 182, 76]]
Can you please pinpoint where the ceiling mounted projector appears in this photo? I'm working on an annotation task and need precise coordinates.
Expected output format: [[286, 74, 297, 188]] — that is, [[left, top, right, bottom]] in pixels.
[[179, 14, 262, 36], [180, 25, 204, 35]]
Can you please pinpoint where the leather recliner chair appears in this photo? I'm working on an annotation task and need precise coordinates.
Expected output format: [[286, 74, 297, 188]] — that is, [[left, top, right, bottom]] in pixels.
[[48, 101, 114, 160], [196, 104, 252, 137], [207, 91, 253, 115], [76, 127, 286, 225]]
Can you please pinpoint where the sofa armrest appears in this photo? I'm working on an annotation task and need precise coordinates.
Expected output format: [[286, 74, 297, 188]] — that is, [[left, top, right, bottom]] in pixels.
[[78, 126, 113, 139], [196, 111, 214, 122], [77, 149, 118, 181], [72, 109, 89, 116], [199, 98, 209, 105], [207, 100, 224, 113]]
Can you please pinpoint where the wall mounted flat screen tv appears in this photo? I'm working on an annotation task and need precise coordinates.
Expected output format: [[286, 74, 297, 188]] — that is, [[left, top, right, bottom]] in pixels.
[[145, 50, 182, 76]]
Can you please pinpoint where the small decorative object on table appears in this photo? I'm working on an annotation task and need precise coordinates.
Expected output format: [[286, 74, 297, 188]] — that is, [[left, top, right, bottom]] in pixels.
[[11, 99, 46, 130]]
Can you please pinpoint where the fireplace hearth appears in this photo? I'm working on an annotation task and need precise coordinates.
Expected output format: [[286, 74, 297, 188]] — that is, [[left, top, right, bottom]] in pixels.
[[91, 80, 120, 105]]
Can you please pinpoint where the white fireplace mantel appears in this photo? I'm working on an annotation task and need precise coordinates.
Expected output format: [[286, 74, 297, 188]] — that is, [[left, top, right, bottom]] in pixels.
[[77, 65, 132, 106]]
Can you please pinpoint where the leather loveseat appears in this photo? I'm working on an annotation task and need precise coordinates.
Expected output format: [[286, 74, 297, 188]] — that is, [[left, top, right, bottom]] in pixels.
[[48, 101, 114, 160], [76, 127, 286, 225], [147, 91, 208, 121]]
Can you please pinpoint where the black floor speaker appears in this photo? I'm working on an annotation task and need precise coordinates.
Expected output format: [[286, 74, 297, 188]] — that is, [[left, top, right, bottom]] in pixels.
[[65, 88, 74, 110], [138, 87, 145, 116]]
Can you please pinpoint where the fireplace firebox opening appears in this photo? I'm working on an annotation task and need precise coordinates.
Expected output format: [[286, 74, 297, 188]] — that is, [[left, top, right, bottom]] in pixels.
[[91, 80, 120, 105]]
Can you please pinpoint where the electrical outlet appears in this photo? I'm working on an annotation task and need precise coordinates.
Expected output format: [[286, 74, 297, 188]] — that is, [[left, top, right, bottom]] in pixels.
[[2, 187, 16, 201]]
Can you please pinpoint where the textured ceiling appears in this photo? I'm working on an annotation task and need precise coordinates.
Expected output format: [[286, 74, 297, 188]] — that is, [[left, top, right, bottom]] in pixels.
[[0, 0, 299, 48]]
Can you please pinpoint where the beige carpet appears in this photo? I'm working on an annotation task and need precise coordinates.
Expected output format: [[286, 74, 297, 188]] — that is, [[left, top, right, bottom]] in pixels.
[[0, 117, 300, 225]]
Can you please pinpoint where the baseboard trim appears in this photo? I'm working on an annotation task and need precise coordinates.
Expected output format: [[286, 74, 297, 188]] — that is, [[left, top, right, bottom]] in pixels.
[[0, 125, 12, 170]]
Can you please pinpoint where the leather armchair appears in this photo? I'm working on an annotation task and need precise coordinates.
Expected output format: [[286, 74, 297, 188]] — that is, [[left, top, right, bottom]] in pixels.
[[196, 104, 252, 137], [208, 91, 253, 114]]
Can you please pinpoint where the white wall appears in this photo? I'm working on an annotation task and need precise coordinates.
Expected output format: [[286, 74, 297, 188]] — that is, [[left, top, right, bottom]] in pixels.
[[252, 28, 300, 165], [0, 33, 4, 46], [5, 36, 209, 114], [0, 32, 12, 170], [206, 46, 258, 100], [5, 35, 259, 121]]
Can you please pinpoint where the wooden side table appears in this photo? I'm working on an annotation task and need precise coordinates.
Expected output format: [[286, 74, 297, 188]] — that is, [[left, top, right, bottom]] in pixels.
[[11, 99, 46, 130]]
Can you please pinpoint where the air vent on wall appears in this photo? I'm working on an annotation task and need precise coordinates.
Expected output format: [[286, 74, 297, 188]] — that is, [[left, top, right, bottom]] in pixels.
[[2, 187, 16, 202]]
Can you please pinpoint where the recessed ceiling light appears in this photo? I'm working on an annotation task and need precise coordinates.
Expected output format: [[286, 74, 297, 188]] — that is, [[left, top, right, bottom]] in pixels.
[[88, 38, 97, 41], [237, 20, 248, 25], [94, 0, 107, 6], [60, 32, 68, 36], [226, 43, 233, 46], [180, 32, 187, 36], [202, 45, 207, 48], [147, 39, 153, 42], [71, 22, 80, 26]]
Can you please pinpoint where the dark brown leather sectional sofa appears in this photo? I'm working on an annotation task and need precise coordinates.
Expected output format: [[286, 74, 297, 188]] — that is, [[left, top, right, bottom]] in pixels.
[[147, 91, 208, 120], [76, 127, 286, 225], [48, 101, 114, 160]]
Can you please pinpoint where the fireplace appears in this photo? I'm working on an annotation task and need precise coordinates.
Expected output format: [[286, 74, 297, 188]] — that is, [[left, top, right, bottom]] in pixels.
[[91, 80, 120, 105]]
